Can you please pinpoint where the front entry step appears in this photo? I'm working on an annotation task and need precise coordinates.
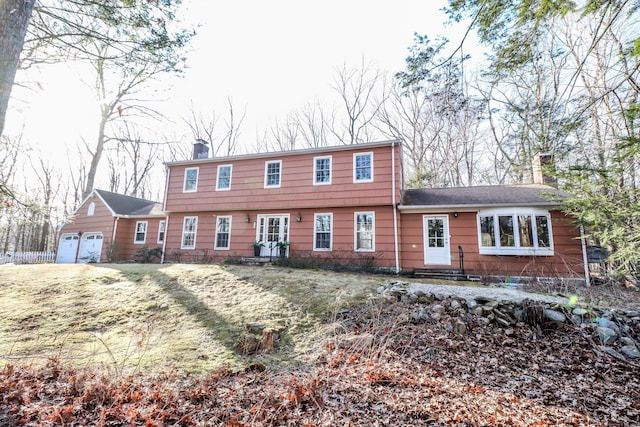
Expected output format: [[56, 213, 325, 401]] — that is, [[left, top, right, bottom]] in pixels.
[[413, 268, 466, 281]]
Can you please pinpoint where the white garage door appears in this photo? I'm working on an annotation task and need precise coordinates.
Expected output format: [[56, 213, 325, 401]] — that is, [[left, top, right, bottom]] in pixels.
[[77, 232, 104, 263], [56, 234, 79, 263]]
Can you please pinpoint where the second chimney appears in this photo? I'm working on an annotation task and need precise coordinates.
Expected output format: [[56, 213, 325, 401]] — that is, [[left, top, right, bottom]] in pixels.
[[192, 139, 209, 160], [533, 152, 556, 187]]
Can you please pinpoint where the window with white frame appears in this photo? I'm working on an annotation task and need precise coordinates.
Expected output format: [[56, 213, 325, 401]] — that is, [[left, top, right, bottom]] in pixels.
[[478, 209, 554, 256], [215, 216, 232, 250], [181, 216, 198, 249], [87, 202, 95, 216], [216, 165, 232, 190], [183, 167, 199, 192], [355, 212, 375, 251], [314, 156, 332, 185], [157, 220, 166, 244], [134, 221, 148, 244], [353, 152, 373, 182], [264, 160, 282, 188], [314, 213, 333, 250]]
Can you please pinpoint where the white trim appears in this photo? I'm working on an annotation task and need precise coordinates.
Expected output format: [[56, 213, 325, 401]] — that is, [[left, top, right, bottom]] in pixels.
[[87, 202, 95, 216], [423, 215, 451, 265], [183, 167, 199, 193], [313, 155, 332, 185], [181, 216, 198, 249], [134, 221, 148, 244], [313, 213, 333, 251], [353, 152, 374, 183], [354, 211, 375, 252], [216, 164, 233, 191], [264, 160, 282, 188], [214, 215, 232, 250], [477, 208, 554, 256], [157, 220, 166, 244]]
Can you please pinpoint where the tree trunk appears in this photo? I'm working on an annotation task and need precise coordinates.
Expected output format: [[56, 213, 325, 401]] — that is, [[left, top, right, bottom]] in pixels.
[[0, 0, 36, 138]]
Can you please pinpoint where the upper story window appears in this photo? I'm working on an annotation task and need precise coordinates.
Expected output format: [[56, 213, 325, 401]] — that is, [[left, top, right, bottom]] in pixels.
[[264, 160, 282, 188], [353, 152, 373, 183], [355, 211, 375, 251], [478, 209, 554, 256], [157, 220, 166, 244], [314, 156, 332, 185], [216, 165, 232, 191], [314, 213, 333, 251], [134, 221, 148, 244], [215, 216, 232, 250], [181, 216, 198, 249], [183, 167, 199, 192], [87, 202, 95, 216]]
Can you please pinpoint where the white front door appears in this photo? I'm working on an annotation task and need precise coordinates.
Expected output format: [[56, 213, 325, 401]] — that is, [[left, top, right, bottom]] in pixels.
[[257, 215, 289, 257], [56, 233, 79, 263], [423, 215, 451, 265], [77, 232, 104, 263]]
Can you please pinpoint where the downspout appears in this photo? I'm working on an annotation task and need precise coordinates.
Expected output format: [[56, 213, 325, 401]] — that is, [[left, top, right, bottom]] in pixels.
[[391, 141, 400, 274], [580, 225, 590, 287], [112, 217, 119, 261], [161, 165, 171, 264]]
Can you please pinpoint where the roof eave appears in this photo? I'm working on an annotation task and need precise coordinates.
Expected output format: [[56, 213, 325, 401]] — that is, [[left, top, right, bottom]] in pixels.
[[398, 202, 564, 212]]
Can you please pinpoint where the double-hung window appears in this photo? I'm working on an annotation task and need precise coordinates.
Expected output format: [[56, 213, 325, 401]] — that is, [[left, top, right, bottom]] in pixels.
[[216, 165, 232, 191], [264, 160, 282, 188], [478, 209, 554, 256], [314, 156, 332, 185], [183, 167, 199, 192], [134, 221, 147, 244], [314, 213, 333, 251], [353, 152, 373, 182], [215, 216, 231, 250], [181, 216, 198, 249], [157, 220, 166, 244], [355, 212, 375, 251]]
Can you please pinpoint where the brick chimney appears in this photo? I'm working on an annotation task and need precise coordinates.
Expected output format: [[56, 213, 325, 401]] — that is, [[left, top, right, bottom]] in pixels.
[[192, 139, 209, 160], [532, 152, 556, 187]]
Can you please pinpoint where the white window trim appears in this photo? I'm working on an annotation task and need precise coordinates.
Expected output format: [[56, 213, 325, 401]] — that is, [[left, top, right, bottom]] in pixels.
[[313, 213, 333, 251], [87, 202, 95, 216], [477, 208, 554, 256], [313, 155, 332, 185], [264, 160, 282, 188], [354, 211, 375, 252], [157, 220, 166, 244], [181, 216, 198, 250], [216, 164, 233, 191], [353, 152, 374, 183], [183, 167, 199, 193], [134, 221, 148, 244], [215, 215, 232, 250]]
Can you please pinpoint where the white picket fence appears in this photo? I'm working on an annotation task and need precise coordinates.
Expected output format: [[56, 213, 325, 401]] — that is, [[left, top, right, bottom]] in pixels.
[[0, 251, 56, 265]]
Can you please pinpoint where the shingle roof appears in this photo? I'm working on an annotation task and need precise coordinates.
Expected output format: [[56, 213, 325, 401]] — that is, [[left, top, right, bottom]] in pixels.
[[400, 184, 570, 208], [94, 189, 163, 216]]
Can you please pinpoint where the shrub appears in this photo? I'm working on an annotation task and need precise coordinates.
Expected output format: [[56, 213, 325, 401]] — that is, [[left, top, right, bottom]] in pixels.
[[133, 245, 163, 263]]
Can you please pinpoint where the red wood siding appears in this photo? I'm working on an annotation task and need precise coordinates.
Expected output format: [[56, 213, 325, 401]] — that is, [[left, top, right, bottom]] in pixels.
[[165, 143, 402, 213], [114, 218, 165, 261], [163, 207, 399, 268], [399, 210, 586, 279]]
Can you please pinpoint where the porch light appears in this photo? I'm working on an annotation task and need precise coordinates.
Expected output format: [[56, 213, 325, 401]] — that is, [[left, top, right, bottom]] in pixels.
[[296, 211, 302, 222], [245, 214, 250, 223], [453, 212, 459, 218]]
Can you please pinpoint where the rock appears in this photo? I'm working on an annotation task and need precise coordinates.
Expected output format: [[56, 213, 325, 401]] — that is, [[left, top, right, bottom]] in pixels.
[[431, 304, 446, 314], [411, 307, 430, 322], [621, 345, 640, 359], [603, 346, 626, 361], [513, 309, 524, 322], [544, 309, 566, 323], [453, 320, 467, 334], [337, 333, 374, 350], [625, 310, 639, 317], [620, 337, 635, 346], [471, 307, 484, 316], [450, 300, 461, 310], [596, 326, 618, 345], [572, 308, 588, 316], [597, 318, 620, 333]]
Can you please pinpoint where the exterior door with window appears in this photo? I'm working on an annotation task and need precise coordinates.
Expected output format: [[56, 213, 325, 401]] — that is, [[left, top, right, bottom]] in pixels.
[[423, 215, 451, 265], [258, 215, 289, 257]]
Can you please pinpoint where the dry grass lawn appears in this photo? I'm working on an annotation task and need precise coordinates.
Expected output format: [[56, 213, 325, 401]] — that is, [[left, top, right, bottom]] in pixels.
[[0, 263, 395, 374]]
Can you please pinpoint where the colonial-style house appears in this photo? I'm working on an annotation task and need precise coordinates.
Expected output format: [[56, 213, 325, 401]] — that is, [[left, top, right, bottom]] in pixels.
[[58, 140, 588, 283], [56, 189, 165, 263], [160, 139, 587, 282]]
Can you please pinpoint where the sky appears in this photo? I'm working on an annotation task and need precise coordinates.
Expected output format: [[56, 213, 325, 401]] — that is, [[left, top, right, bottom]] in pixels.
[[4, 0, 479, 191]]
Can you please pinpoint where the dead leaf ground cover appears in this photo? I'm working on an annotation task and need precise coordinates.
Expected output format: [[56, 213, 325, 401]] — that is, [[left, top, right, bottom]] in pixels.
[[1, 263, 639, 425]]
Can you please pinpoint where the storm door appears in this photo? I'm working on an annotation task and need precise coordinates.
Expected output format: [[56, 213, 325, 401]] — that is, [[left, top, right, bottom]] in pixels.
[[257, 215, 289, 257], [423, 215, 451, 265]]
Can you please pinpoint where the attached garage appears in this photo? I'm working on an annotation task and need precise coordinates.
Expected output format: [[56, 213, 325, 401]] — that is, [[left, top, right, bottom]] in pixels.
[[56, 233, 80, 263], [77, 232, 104, 263]]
